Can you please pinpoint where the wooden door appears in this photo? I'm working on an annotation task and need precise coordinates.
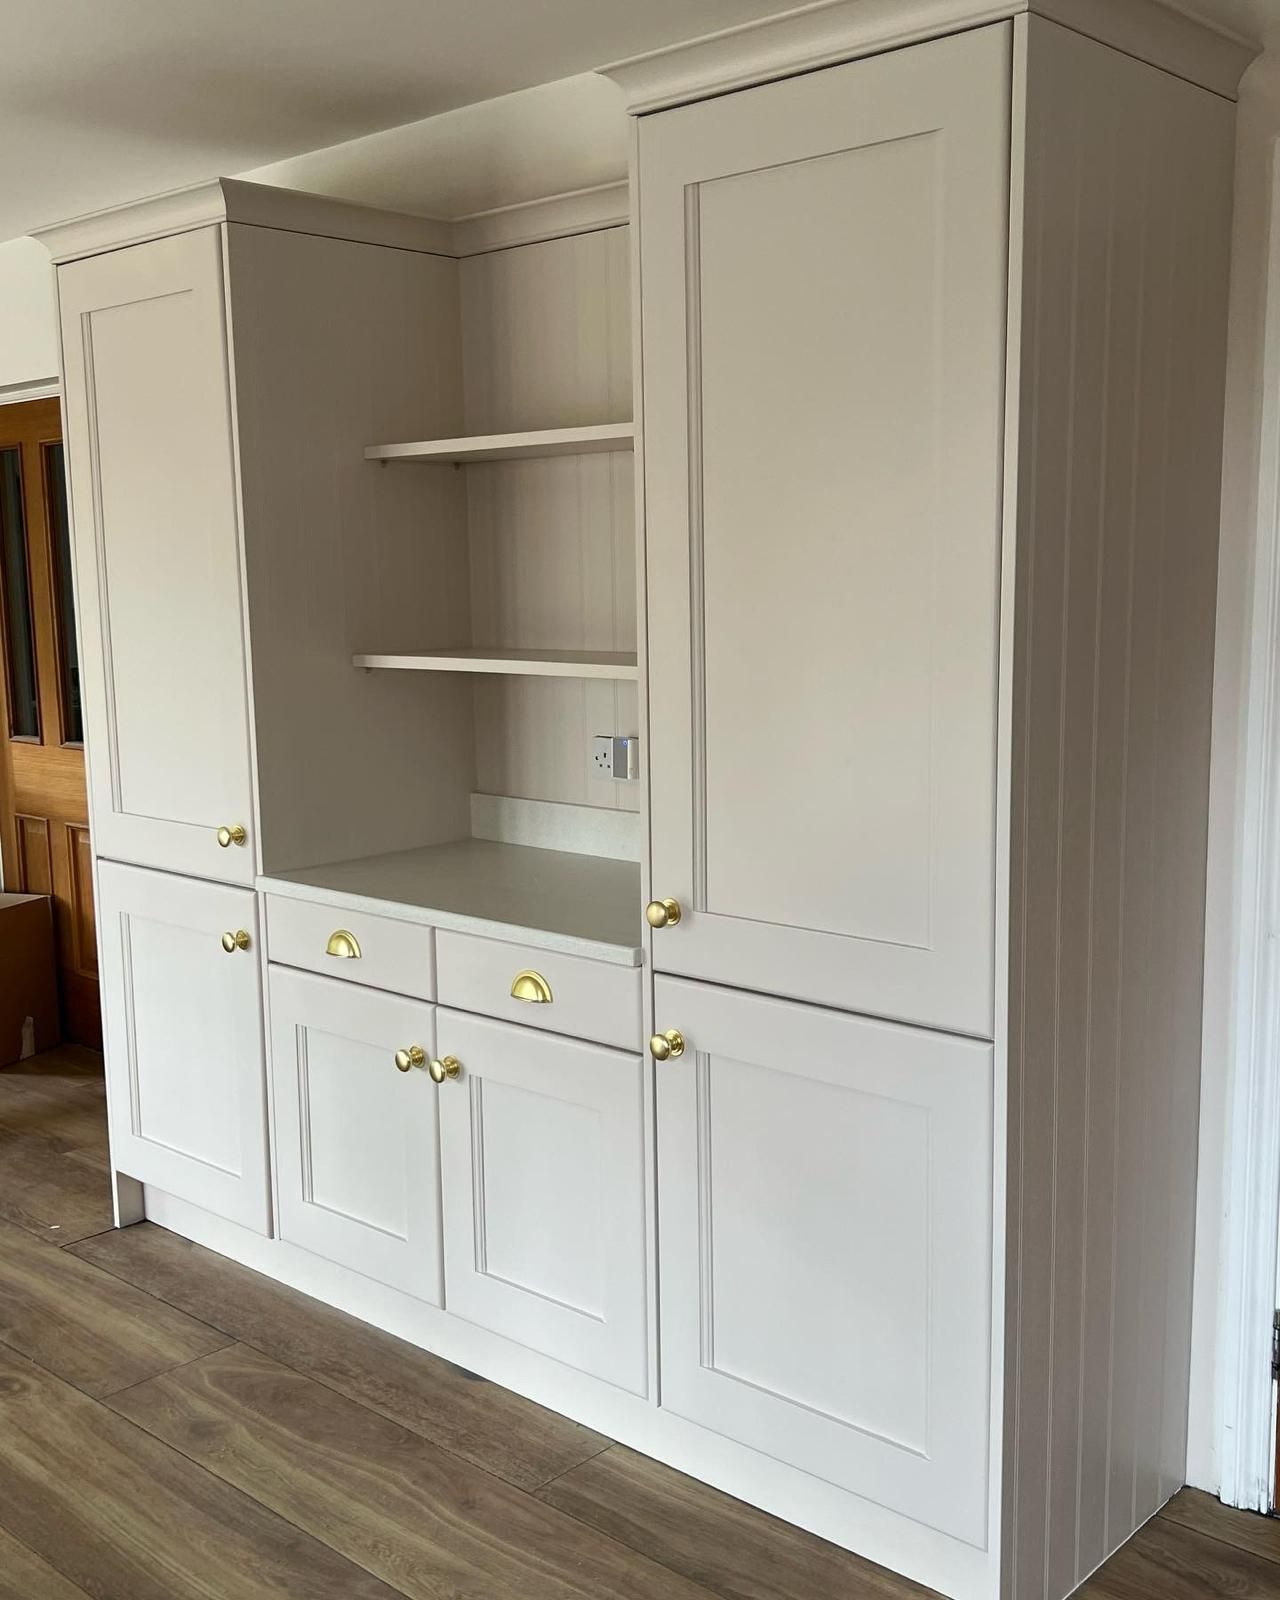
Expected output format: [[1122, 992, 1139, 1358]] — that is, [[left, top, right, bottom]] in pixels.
[[436, 1008, 647, 1393], [57, 226, 256, 886], [639, 25, 1011, 1036], [97, 859, 269, 1233], [268, 966, 443, 1304], [0, 397, 99, 1046], [653, 973, 993, 1544]]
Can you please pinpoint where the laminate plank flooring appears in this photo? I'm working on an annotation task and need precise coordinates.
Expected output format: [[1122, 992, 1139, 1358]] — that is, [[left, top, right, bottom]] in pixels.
[[0, 1347, 405, 1600], [111, 1342, 717, 1600], [0, 1524, 91, 1600], [0, 1049, 112, 1242], [537, 1443, 938, 1600], [0, 1213, 230, 1396], [70, 1220, 609, 1491], [4, 1046, 1280, 1600]]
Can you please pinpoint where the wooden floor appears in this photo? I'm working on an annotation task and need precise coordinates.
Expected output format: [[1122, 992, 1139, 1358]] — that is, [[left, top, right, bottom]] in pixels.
[[0, 1048, 1276, 1600]]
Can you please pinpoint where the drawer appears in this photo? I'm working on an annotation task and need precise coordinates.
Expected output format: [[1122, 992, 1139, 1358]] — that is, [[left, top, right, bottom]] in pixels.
[[264, 895, 435, 1001], [436, 931, 641, 1049]]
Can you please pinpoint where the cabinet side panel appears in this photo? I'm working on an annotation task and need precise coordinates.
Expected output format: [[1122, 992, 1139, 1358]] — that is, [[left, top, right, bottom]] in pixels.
[[227, 225, 475, 873], [1005, 20, 1235, 1600]]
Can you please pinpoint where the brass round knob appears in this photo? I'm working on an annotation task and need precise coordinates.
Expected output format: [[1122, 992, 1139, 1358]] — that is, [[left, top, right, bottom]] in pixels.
[[216, 824, 247, 849], [428, 1055, 462, 1084], [220, 929, 251, 954], [649, 1029, 685, 1061], [394, 1045, 427, 1073], [646, 898, 682, 929]]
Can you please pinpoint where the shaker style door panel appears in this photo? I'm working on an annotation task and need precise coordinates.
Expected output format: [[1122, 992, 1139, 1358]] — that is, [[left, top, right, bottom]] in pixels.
[[654, 975, 992, 1545], [435, 1009, 647, 1393], [97, 859, 269, 1232], [268, 967, 442, 1304], [58, 226, 255, 885], [639, 25, 1010, 1034]]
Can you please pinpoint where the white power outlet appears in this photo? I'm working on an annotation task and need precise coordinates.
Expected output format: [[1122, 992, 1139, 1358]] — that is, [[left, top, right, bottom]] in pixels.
[[590, 735, 639, 781]]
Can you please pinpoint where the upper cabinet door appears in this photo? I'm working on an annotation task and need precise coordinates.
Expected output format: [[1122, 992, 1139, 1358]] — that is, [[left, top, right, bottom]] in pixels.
[[639, 26, 1011, 1036], [58, 226, 255, 885]]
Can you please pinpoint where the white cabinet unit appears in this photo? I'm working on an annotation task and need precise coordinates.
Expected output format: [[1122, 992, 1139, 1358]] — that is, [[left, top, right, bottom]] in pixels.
[[96, 859, 269, 1232], [42, 5, 1249, 1596], [653, 974, 993, 1545], [268, 967, 443, 1303], [58, 226, 256, 885], [639, 25, 1009, 1037], [435, 1008, 647, 1393]]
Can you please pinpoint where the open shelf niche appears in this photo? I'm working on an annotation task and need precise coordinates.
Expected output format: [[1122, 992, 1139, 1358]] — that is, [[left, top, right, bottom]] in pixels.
[[247, 214, 642, 951]]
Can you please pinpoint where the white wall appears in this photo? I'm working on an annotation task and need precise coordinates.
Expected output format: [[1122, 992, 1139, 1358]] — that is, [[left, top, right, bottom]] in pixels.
[[0, 235, 57, 393], [1188, 51, 1280, 1494]]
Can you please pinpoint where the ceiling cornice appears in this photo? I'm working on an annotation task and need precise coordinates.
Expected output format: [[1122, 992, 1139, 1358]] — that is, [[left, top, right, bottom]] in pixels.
[[597, 0, 1260, 111], [33, 176, 629, 266]]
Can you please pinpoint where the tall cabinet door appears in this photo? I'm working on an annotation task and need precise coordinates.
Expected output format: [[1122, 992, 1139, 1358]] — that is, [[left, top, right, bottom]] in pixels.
[[58, 226, 255, 885], [639, 25, 1011, 1035], [654, 974, 993, 1545], [97, 859, 270, 1233]]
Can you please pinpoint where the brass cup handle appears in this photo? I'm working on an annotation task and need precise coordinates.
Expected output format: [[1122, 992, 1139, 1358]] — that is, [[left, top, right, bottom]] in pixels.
[[220, 929, 251, 954], [216, 824, 247, 849], [649, 1029, 686, 1061], [394, 1045, 427, 1073], [428, 1055, 462, 1084], [510, 970, 552, 1004], [326, 929, 362, 960], [646, 898, 682, 929]]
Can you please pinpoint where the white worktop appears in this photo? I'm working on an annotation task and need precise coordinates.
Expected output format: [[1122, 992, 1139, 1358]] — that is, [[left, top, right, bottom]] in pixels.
[[259, 838, 644, 966]]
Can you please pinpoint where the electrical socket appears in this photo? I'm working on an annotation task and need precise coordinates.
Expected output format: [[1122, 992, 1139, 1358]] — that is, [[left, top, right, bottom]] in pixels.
[[591, 735, 640, 782]]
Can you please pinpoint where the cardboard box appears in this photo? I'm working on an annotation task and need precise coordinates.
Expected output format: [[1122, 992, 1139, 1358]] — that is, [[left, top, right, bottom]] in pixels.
[[0, 893, 60, 1066]]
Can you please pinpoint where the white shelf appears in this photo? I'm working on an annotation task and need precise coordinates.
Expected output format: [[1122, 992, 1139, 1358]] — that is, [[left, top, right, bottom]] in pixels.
[[259, 839, 642, 965], [365, 422, 634, 464], [354, 648, 639, 680]]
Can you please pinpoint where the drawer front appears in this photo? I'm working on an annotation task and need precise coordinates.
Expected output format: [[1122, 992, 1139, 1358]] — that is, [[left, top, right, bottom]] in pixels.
[[264, 895, 435, 1001], [436, 932, 641, 1049]]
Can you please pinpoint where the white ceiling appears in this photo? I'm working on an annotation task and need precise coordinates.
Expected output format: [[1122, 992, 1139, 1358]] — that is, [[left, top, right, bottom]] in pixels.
[[5, 0, 1277, 245], [1, 0, 805, 242]]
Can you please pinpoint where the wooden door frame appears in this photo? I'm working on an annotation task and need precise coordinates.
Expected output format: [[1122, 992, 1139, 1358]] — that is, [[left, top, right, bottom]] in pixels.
[[0, 394, 68, 881]]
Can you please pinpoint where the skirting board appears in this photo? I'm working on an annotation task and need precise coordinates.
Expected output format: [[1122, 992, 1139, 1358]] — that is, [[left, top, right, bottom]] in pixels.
[[138, 1186, 999, 1600], [470, 793, 640, 861]]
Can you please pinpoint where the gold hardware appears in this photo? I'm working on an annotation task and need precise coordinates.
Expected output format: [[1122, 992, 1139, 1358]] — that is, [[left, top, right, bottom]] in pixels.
[[649, 1029, 685, 1061], [220, 929, 251, 954], [326, 929, 362, 960], [394, 1044, 427, 1073], [646, 898, 682, 929], [429, 1055, 462, 1084], [510, 969, 553, 1004], [216, 824, 247, 849]]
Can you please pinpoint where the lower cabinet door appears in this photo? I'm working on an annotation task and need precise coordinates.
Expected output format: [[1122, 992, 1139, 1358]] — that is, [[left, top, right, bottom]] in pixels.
[[268, 967, 442, 1304], [654, 974, 993, 1546], [97, 859, 270, 1233], [435, 1009, 647, 1394]]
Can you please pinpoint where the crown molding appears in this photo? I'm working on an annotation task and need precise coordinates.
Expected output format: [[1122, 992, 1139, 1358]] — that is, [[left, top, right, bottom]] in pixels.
[[597, 0, 1259, 112], [449, 182, 629, 255], [34, 175, 628, 266]]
